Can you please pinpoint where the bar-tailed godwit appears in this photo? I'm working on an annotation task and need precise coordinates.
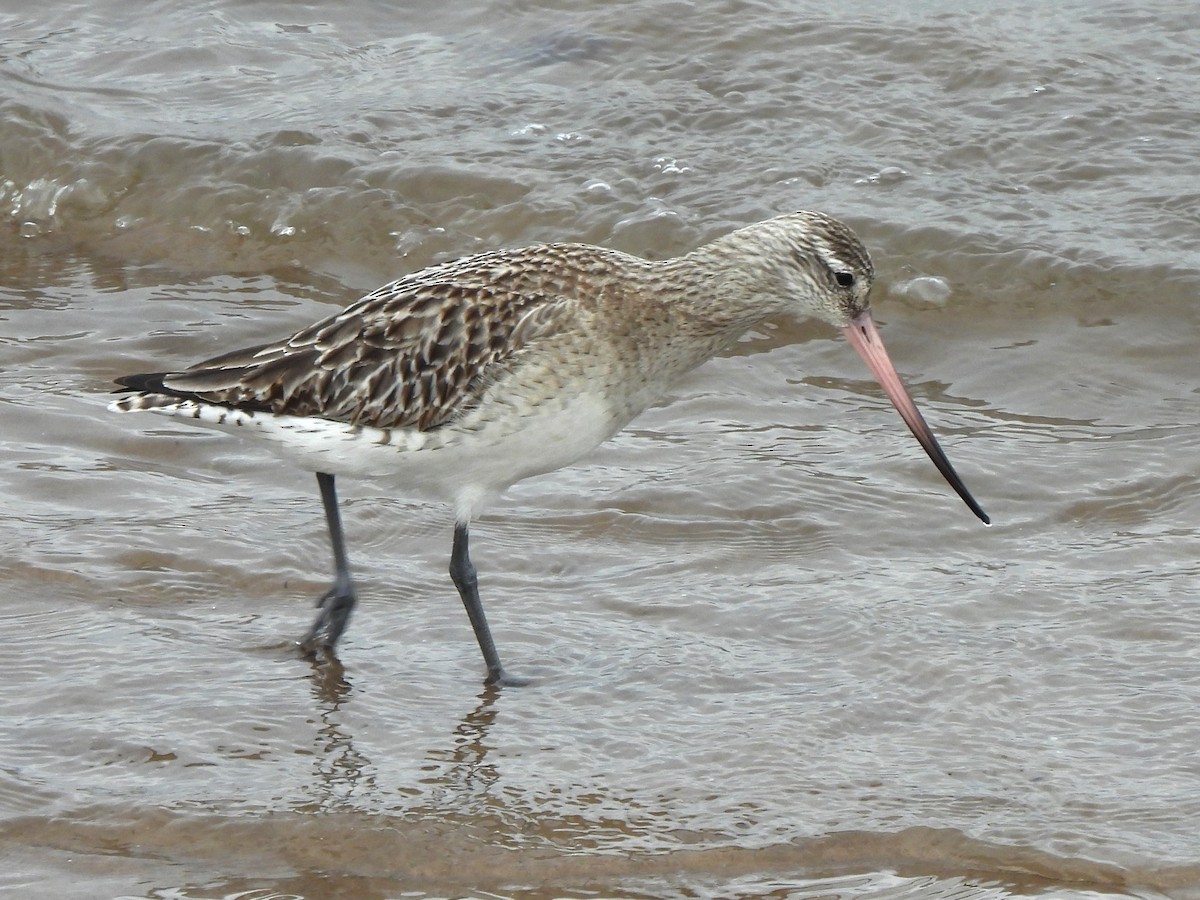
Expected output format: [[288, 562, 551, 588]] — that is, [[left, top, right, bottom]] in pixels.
[[111, 211, 989, 685]]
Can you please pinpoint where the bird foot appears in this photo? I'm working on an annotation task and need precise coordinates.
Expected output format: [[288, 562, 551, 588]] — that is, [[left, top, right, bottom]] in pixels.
[[485, 667, 531, 688], [298, 583, 357, 654]]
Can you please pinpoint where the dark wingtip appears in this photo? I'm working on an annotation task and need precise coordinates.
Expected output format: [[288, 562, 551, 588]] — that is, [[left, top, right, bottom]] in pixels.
[[112, 372, 172, 394]]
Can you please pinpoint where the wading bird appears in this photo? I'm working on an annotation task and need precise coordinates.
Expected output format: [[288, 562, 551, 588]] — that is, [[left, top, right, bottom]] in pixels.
[[111, 211, 989, 685]]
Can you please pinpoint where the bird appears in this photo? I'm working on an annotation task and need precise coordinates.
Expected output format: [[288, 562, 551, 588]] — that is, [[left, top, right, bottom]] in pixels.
[[110, 210, 990, 685]]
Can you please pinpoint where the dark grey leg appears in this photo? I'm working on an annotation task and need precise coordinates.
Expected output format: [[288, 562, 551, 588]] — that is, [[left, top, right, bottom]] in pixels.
[[300, 472, 357, 652], [449, 524, 524, 686]]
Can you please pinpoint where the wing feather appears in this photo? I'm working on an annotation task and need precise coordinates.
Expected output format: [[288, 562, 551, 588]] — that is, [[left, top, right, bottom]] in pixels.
[[138, 245, 610, 430]]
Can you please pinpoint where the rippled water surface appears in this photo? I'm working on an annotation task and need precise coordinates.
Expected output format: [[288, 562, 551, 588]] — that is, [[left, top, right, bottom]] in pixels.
[[2, 1, 1199, 898]]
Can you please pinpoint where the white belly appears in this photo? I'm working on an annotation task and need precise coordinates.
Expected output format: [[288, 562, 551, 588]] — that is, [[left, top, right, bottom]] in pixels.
[[113, 389, 623, 522]]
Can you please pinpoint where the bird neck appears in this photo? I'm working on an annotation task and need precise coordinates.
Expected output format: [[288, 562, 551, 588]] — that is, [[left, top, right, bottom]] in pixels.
[[650, 240, 790, 343]]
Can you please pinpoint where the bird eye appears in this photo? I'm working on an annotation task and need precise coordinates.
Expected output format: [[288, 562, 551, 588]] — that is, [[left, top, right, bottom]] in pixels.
[[834, 271, 855, 288]]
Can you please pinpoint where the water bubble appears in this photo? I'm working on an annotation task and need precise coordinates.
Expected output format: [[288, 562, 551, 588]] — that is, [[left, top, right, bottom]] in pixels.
[[511, 123, 548, 139], [856, 166, 909, 185], [894, 275, 952, 306], [652, 156, 691, 175], [19, 221, 42, 238]]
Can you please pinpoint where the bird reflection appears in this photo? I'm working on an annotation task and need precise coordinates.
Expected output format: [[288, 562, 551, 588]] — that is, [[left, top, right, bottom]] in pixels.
[[298, 654, 377, 811], [423, 682, 502, 794], [297, 655, 503, 814]]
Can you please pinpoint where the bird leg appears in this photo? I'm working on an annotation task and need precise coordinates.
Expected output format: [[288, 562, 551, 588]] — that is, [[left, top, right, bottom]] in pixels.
[[300, 472, 357, 653], [449, 524, 525, 686]]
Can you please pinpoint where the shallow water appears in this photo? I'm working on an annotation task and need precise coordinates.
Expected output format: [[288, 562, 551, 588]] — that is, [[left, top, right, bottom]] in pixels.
[[2, 1, 1199, 898]]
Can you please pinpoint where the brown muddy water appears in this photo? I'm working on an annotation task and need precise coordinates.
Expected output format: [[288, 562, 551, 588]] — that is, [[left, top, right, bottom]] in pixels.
[[2, 1, 1199, 898]]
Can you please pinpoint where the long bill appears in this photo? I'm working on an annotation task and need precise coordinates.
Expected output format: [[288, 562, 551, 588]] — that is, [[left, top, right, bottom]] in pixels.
[[842, 311, 990, 525]]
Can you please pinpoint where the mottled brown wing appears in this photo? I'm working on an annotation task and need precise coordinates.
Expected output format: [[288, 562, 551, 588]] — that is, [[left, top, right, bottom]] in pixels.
[[158, 249, 584, 430]]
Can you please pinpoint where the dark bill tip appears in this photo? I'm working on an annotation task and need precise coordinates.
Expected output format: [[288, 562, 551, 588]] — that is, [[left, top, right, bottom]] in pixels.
[[842, 312, 990, 526]]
